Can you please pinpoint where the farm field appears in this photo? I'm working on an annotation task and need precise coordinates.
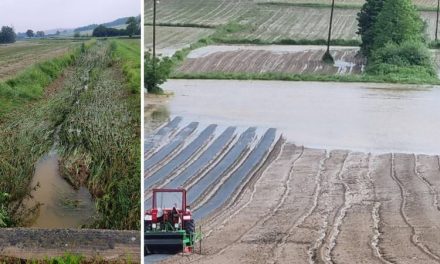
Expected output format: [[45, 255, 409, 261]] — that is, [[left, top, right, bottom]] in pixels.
[[146, 80, 440, 263], [0, 40, 77, 81], [256, 0, 439, 8], [177, 45, 365, 75], [145, 1, 439, 43], [160, 143, 440, 264], [145, 0, 252, 27], [145, 26, 214, 57]]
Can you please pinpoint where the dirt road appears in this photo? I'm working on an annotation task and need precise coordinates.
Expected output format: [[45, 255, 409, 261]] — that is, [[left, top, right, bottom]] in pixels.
[[160, 143, 440, 264]]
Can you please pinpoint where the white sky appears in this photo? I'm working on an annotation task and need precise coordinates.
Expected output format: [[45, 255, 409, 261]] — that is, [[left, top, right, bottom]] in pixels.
[[0, 0, 140, 32]]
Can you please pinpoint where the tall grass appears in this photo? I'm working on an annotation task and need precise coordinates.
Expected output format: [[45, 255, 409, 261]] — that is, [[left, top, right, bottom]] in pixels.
[[58, 41, 140, 229], [0, 40, 140, 229]]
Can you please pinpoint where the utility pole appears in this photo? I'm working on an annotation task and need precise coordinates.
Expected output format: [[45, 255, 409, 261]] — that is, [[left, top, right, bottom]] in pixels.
[[323, 0, 335, 62], [436, 0, 439, 41], [326, 0, 335, 54], [153, 0, 157, 86]]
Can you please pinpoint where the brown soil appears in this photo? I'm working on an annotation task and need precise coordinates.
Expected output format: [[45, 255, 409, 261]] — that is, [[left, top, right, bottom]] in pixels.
[[178, 46, 365, 75], [160, 143, 440, 264]]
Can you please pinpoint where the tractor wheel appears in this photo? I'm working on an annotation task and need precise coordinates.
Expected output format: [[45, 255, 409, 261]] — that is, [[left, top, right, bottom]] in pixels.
[[185, 219, 195, 234]]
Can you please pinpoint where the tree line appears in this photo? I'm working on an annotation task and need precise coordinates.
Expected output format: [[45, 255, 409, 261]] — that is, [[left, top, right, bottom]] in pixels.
[[92, 17, 140, 38], [0, 26, 16, 44]]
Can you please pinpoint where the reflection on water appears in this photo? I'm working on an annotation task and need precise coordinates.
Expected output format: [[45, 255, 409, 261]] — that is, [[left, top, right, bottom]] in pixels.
[[26, 151, 96, 228], [163, 80, 440, 154]]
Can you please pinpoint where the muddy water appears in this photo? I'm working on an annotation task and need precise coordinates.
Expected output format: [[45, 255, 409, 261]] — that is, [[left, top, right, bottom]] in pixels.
[[163, 79, 440, 154], [27, 151, 95, 228], [145, 94, 171, 137]]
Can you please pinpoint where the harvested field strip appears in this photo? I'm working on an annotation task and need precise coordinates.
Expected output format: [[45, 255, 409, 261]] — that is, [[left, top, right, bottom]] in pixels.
[[159, 144, 440, 264], [178, 45, 364, 75], [0, 40, 77, 81], [144, 119, 279, 221], [144, 124, 217, 189], [145, 26, 215, 57], [145, 0, 249, 27], [144, 116, 182, 158], [144, 122, 198, 172], [146, 2, 440, 42]]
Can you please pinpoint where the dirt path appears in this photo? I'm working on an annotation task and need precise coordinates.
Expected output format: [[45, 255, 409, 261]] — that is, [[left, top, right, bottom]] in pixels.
[[159, 143, 440, 264]]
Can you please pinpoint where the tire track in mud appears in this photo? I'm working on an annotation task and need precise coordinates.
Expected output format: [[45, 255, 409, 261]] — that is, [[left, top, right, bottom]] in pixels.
[[415, 155, 440, 211], [321, 152, 350, 264], [194, 143, 304, 262], [144, 124, 217, 190], [367, 155, 394, 264], [391, 154, 440, 262], [303, 151, 347, 264], [270, 150, 329, 264]]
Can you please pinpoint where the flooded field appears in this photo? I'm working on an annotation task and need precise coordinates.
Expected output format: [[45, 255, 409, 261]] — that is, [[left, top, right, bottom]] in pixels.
[[178, 45, 364, 75], [160, 79, 440, 154], [26, 151, 96, 228]]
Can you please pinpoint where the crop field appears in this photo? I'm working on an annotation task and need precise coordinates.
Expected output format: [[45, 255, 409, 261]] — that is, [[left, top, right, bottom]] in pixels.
[[145, 0, 252, 27], [145, 1, 439, 43], [177, 45, 365, 75], [144, 118, 280, 220], [0, 40, 77, 81], [154, 140, 440, 264], [0, 39, 140, 229], [145, 26, 214, 56]]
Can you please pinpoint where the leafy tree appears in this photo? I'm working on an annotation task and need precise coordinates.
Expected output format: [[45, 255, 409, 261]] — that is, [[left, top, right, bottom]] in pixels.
[[357, 0, 384, 55], [74, 32, 81, 38], [26, 29, 34, 38], [372, 0, 424, 50], [0, 26, 16, 43], [126, 16, 140, 38], [93, 25, 108, 37], [36, 31, 45, 38], [145, 52, 172, 94]]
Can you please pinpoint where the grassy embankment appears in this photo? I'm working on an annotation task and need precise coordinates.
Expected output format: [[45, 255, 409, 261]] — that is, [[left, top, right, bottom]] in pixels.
[[0, 39, 140, 229]]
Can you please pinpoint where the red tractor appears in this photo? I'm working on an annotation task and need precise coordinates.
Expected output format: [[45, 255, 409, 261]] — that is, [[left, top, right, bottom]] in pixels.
[[144, 188, 198, 255]]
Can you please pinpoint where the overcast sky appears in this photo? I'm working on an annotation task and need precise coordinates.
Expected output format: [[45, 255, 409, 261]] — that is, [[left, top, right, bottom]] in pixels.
[[0, 0, 139, 32]]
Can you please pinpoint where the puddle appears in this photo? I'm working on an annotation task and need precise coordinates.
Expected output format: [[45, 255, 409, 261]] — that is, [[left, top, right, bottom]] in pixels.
[[26, 150, 96, 228], [162, 79, 440, 154]]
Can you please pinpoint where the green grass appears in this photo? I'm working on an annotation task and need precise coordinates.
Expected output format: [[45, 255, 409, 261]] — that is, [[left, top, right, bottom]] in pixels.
[[0, 49, 78, 117], [172, 71, 440, 85], [111, 39, 141, 94]]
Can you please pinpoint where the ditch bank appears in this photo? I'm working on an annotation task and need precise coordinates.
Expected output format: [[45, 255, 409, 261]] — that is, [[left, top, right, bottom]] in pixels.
[[0, 228, 139, 262]]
